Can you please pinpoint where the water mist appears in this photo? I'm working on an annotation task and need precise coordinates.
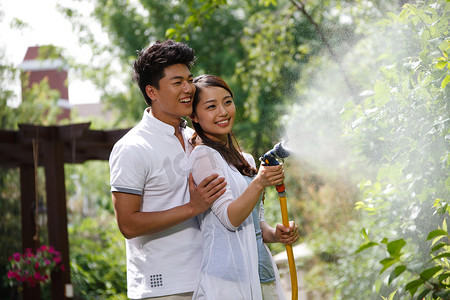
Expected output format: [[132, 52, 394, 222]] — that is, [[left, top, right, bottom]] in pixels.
[[280, 2, 449, 298]]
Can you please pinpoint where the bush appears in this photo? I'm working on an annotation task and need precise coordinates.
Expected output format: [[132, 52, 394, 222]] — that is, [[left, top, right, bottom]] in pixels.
[[69, 213, 127, 300]]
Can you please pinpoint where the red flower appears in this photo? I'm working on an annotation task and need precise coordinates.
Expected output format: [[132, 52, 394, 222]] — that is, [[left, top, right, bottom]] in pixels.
[[13, 253, 21, 262], [6, 245, 64, 288], [34, 272, 43, 280]]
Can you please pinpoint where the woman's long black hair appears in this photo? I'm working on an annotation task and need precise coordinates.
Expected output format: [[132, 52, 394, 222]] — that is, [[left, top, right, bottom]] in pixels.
[[189, 75, 256, 177]]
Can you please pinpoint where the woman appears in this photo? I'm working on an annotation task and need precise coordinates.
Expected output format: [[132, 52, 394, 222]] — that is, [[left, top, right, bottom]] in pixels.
[[188, 74, 294, 300]]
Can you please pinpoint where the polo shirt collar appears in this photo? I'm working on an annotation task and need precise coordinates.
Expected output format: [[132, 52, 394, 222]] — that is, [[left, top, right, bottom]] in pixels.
[[142, 108, 187, 135]]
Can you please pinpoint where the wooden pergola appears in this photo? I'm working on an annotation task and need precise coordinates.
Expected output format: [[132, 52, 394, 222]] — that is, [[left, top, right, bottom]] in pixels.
[[0, 123, 129, 299]]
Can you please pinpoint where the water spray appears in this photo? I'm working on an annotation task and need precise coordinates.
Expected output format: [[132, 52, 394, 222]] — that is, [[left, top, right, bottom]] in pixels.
[[260, 141, 298, 300]]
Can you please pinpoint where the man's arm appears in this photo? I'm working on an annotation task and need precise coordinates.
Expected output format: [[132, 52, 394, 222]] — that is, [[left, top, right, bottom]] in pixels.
[[113, 173, 226, 239]]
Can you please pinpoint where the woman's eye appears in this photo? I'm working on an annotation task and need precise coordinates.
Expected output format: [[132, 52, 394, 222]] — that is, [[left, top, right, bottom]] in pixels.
[[206, 105, 216, 109]]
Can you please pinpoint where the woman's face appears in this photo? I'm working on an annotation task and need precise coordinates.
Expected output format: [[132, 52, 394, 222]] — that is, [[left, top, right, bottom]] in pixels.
[[191, 86, 236, 143]]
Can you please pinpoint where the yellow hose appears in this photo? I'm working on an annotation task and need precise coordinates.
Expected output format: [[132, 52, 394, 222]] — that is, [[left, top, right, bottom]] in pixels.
[[279, 195, 298, 300]]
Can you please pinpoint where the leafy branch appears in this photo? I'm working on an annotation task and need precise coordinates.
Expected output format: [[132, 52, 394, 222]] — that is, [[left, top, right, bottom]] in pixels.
[[356, 222, 450, 299], [289, 0, 357, 96]]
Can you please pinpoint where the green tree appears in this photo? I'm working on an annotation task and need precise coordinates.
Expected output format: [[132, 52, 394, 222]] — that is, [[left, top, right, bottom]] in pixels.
[[350, 1, 450, 298], [60, 0, 322, 155]]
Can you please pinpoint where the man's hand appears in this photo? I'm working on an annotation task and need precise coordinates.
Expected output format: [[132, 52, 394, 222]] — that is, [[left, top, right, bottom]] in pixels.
[[188, 173, 227, 215], [275, 221, 299, 245]]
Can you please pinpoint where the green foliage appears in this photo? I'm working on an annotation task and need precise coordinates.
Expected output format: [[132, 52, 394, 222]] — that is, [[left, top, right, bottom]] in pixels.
[[165, 0, 229, 41], [0, 52, 19, 129], [69, 213, 127, 299], [0, 168, 21, 299], [65, 161, 114, 218], [61, 0, 317, 155], [350, 1, 450, 298], [16, 74, 62, 126], [356, 219, 450, 299]]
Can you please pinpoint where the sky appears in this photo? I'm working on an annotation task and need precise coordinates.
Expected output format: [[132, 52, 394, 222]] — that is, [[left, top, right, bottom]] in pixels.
[[0, 0, 101, 104]]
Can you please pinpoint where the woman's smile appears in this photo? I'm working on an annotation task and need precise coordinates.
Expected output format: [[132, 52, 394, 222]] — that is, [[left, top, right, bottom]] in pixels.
[[191, 86, 236, 143], [216, 119, 230, 126]]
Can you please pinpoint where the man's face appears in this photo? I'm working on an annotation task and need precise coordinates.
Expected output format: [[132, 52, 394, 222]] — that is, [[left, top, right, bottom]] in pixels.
[[146, 64, 195, 125]]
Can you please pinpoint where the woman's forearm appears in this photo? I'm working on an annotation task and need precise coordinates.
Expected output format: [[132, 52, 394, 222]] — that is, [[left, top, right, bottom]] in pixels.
[[260, 220, 278, 243], [226, 179, 264, 227]]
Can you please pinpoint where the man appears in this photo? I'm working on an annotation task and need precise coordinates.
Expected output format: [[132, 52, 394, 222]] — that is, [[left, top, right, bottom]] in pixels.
[[109, 40, 227, 299]]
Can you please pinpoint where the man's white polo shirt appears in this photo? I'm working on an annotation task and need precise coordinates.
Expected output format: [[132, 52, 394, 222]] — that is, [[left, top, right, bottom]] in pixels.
[[109, 109, 201, 299]]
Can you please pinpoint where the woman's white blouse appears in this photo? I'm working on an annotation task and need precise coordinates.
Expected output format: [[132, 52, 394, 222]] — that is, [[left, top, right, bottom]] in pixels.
[[189, 145, 262, 300]]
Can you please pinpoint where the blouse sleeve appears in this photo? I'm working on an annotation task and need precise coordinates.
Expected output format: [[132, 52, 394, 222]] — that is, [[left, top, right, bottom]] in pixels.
[[242, 152, 257, 169], [190, 146, 238, 231]]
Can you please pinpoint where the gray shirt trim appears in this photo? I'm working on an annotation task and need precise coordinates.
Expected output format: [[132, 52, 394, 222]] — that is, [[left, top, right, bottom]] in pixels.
[[111, 186, 143, 196]]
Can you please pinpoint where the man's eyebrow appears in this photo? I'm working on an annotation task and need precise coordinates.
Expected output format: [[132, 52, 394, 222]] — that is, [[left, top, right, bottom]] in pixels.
[[169, 74, 193, 80]]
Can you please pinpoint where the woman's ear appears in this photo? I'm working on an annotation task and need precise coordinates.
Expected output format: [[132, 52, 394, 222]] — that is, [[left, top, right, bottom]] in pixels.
[[145, 85, 157, 101], [190, 113, 198, 123]]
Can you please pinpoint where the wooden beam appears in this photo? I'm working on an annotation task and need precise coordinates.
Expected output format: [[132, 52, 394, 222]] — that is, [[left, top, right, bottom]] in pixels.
[[0, 125, 129, 168], [42, 127, 72, 299], [19, 123, 90, 141]]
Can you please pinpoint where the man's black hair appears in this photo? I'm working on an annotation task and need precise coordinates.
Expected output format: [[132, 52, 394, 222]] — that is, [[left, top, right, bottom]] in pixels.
[[132, 40, 196, 106]]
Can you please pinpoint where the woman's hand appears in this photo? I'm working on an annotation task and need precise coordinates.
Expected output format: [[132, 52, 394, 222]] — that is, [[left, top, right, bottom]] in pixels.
[[274, 221, 299, 245], [254, 164, 285, 189]]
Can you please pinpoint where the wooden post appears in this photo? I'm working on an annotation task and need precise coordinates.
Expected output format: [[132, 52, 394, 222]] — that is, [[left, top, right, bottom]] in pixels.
[[42, 126, 72, 299], [20, 164, 42, 300]]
